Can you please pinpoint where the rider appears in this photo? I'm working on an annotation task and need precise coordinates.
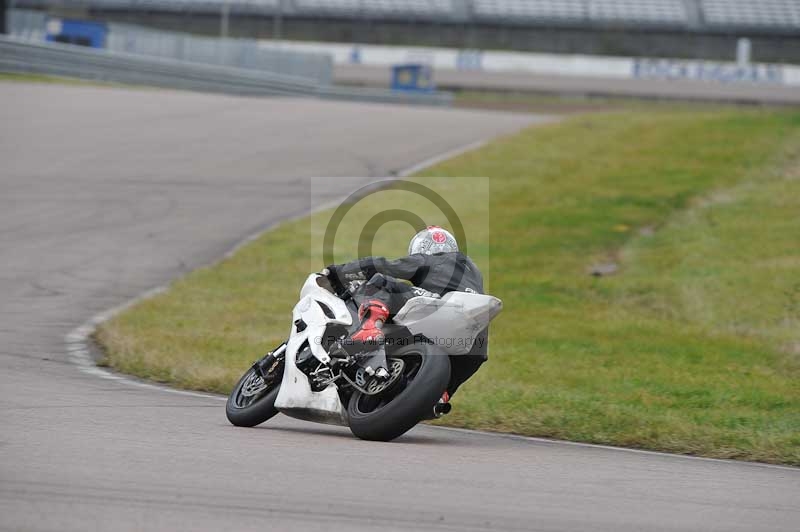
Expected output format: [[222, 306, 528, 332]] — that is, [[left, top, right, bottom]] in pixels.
[[324, 226, 488, 412]]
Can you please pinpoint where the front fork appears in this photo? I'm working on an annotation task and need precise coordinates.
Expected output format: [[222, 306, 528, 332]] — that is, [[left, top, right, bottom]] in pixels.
[[252, 342, 286, 380]]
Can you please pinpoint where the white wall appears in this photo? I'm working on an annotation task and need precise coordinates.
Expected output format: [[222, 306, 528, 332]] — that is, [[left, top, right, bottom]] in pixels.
[[259, 40, 800, 87]]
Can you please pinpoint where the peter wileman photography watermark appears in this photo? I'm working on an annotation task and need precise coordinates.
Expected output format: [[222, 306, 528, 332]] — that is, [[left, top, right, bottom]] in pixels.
[[312, 333, 488, 351], [308, 174, 490, 335]]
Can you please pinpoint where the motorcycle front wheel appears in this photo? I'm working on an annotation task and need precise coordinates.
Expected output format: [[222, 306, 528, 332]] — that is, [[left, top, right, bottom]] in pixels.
[[226, 349, 284, 427], [347, 342, 450, 442]]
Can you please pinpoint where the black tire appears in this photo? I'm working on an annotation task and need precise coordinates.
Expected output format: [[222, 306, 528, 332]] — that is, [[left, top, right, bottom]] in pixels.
[[347, 343, 450, 442], [226, 361, 283, 427]]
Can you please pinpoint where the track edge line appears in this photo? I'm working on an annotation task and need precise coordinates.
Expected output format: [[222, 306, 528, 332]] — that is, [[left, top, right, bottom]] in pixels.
[[63, 138, 491, 402]]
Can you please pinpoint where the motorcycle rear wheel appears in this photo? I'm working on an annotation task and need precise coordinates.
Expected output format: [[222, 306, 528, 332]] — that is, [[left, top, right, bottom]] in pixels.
[[347, 342, 450, 442]]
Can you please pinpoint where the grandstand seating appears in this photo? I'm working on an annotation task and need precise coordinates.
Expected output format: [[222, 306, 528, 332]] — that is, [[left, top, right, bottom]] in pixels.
[[701, 0, 800, 29], [590, 0, 688, 25], [472, 0, 586, 23], [13, 0, 800, 32], [294, 0, 454, 19], [87, 0, 281, 15], [472, 0, 689, 26]]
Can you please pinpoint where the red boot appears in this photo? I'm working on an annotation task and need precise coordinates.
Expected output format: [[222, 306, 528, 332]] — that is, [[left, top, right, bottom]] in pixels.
[[349, 300, 390, 347]]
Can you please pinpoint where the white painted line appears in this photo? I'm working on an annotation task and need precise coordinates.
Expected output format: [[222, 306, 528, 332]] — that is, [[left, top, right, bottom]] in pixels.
[[65, 286, 227, 401], [396, 139, 486, 177], [65, 136, 797, 472], [429, 425, 800, 472]]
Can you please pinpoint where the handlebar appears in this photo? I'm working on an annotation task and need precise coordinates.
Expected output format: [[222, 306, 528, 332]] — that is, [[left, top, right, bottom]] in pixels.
[[316, 270, 352, 301]]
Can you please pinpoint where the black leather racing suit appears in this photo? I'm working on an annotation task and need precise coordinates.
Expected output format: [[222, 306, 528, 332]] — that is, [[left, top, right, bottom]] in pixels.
[[328, 252, 488, 396]]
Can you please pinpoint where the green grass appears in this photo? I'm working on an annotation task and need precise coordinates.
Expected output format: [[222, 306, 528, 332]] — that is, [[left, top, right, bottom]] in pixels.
[[0, 72, 98, 85], [96, 109, 800, 464], [453, 90, 761, 114], [455, 89, 622, 111]]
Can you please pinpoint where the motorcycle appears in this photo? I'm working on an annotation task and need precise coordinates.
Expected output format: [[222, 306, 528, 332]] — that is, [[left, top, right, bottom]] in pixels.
[[226, 273, 502, 441]]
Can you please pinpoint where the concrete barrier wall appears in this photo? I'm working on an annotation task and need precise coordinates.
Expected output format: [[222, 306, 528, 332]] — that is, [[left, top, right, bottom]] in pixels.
[[260, 40, 800, 88]]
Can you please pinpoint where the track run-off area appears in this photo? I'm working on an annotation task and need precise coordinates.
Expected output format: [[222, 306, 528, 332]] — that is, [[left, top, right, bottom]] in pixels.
[[0, 82, 797, 532]]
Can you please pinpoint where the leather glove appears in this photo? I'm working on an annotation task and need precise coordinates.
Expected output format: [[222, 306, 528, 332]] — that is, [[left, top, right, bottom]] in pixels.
[[323, 265, 347, 296]]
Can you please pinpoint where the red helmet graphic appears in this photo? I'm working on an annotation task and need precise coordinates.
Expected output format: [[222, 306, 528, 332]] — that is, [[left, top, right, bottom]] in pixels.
[[409, 226, 459, 255]]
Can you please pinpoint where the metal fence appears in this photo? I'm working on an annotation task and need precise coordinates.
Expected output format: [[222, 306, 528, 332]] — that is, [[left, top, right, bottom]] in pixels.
[[0, 36, 453, 105], [8, 9, 333, 85], [8, 8, 47, 41], [106, 23, 333, 85]]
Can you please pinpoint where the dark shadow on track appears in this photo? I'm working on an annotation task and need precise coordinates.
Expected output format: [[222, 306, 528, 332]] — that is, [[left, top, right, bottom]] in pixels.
[[253, 422, 447, 445]]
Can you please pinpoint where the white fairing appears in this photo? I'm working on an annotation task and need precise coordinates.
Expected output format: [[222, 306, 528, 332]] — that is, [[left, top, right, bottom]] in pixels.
[[273, 274, 503, 424], [274, 275, 352, 425], [393, 292, 502, 355]]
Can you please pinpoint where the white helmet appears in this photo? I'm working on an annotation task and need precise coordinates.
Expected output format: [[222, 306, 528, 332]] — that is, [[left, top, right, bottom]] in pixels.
[[408, 226, 459, 255]]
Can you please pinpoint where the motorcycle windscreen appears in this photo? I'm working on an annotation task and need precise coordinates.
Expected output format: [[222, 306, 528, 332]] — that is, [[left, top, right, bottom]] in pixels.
[[392, 292, 502, 355]]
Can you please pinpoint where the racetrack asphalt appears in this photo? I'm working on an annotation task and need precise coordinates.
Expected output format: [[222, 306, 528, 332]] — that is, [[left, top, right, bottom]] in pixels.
[[0, 82, 798, 532]]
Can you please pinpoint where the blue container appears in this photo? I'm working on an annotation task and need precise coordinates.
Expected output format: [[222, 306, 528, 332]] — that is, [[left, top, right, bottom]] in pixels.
[[391, 64, 435, 93], [46, 18, 107, 49]]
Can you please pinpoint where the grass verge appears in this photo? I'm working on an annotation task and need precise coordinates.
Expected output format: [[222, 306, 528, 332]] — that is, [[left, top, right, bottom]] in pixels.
[[453, 90, 762, 115], [96, 109, 800, 464], [0, 72, 99, 85]]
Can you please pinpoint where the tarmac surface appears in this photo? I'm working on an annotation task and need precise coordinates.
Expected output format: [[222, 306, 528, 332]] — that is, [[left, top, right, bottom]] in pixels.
[[1, 82, 798, 532]]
